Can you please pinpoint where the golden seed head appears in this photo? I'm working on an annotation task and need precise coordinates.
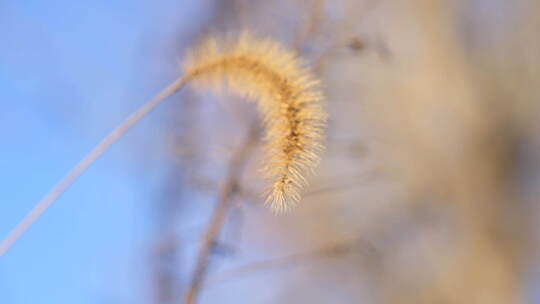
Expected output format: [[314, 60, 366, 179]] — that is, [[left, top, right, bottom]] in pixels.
[[183, 32, 326, 211]]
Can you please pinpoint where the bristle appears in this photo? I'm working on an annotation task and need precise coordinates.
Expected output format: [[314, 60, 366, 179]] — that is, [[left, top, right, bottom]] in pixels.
[[183, 32, 326, 211]]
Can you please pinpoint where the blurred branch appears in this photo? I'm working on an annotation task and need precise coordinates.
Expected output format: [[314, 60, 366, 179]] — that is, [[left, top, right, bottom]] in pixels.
[[206, 237, 377, 285], [183, 122, 260, 304], [294, 0, 325, 50]]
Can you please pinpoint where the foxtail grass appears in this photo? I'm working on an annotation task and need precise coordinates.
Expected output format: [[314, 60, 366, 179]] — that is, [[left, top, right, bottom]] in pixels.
[[0, 32, 326, 256]]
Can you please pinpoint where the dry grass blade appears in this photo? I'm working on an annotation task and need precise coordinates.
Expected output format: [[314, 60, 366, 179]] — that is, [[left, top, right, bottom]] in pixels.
[[183, 123, 259, 304]]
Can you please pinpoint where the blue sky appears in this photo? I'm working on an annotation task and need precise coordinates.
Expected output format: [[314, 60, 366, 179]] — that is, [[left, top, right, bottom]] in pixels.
[[0, 1, 211, 303]]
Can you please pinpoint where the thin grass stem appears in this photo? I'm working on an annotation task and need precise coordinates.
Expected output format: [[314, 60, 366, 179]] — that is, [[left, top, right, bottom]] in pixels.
[[0, 77, 188, 257]]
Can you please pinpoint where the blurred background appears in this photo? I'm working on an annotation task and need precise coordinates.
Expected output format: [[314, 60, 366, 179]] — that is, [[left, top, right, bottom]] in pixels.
[[1, 0, 540, 303]]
